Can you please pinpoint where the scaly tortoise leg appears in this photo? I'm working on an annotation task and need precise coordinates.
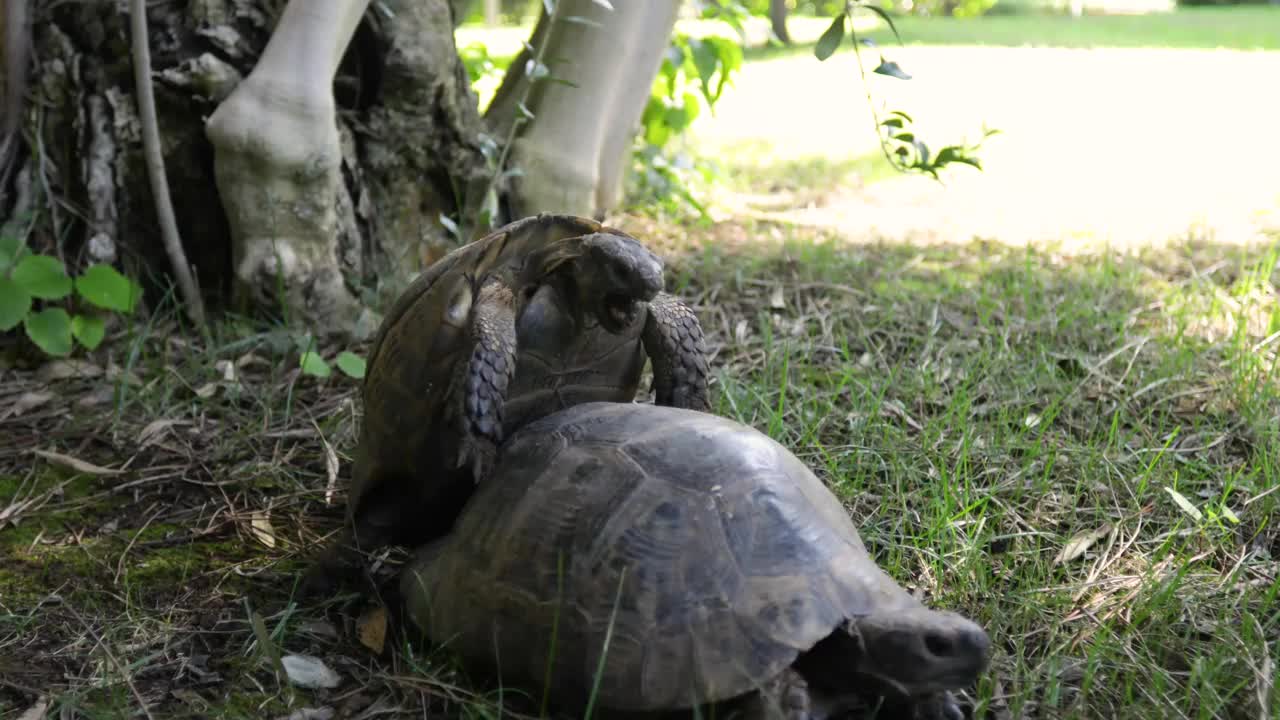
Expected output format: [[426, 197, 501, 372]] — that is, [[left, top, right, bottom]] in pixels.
[[642, 291, 711, 412], [452, 277, 520, 482], [914, 690, 966, 720], [734, 668, 817, 720]]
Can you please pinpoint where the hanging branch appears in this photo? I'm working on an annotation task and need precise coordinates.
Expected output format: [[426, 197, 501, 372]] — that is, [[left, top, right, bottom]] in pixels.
[[129, 0, 206, 326], [1, 0, 31, 201]]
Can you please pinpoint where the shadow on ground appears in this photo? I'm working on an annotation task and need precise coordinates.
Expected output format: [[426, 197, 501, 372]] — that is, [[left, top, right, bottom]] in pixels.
[[2, 219, 1278, 719]]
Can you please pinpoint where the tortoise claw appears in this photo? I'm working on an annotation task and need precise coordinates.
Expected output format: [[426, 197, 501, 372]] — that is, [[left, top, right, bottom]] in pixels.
[[915, 691, 966, 720], [455, 433, 497, 483]]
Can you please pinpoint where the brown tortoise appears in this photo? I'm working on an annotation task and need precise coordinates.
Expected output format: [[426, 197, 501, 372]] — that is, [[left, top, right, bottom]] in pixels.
[[303, 213, 711, 594], [401, 402, 991, 720]]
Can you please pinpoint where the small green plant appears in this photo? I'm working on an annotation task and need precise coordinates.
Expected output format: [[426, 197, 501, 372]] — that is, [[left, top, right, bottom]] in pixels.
[[296, 331, 367, 381], [814, 1, 1000, 179], [0, 236, 143, 357], [629, 20, 746, 219]]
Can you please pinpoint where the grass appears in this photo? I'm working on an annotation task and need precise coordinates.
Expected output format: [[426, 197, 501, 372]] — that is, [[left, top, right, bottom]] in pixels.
[[3, 7, 1280, 718], [3, 214, 1279, 718], [455, 5, 1280, 70], [742, 7, 1280, 58]]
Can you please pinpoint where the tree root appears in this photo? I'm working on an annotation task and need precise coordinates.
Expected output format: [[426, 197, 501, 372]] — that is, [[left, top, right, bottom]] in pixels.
[[129, 0, 206, 326]]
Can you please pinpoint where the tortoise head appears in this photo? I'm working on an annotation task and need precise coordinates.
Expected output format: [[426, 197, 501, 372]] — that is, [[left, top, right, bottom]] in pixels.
[[840, 606, 991, 700], [530, 231, 665, 334]]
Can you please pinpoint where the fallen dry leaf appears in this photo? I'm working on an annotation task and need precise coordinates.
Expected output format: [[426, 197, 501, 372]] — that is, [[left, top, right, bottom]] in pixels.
[[138, 418, 189, 447], [1053, 522, 1114, 566], [769, 285, 786, 310], [37, 359, 103, 382], [237, 352, 270, 370], [104, 362, 143, 386], [8, 391, 54, 417], [16, 696, 50, 720], [879, 399, 924, 433], [33, 449, 123, 476], [215, 359, 238, 383], [195, 382, 219, 399], [356, 606, 388, 654], [280, 654, 341, 689], [248, 510, 276, 548], [75, 386, 115, 408], [322, 437, 340, 506]]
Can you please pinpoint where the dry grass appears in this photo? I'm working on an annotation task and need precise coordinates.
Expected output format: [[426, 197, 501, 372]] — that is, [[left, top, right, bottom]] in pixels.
[[2, 212, 1279, 719]]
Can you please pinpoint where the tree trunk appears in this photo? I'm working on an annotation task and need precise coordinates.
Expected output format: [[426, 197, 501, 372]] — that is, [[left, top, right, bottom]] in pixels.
[[5, 0, 488, 338], [483, 0, 681, 220], [4, 0, 678, 339]]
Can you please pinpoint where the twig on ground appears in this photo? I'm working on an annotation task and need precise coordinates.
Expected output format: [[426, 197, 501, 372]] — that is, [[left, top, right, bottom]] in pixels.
[[64, 601, 159, 720]]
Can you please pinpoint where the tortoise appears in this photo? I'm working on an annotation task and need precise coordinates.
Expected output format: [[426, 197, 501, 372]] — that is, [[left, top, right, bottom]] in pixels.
[[400, 402, 991, 720], [303, 213, 711, 594]]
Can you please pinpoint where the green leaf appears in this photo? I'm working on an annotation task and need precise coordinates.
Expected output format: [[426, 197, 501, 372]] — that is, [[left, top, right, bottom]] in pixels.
[[934, 146, 984, 171], [1164, 486, 1203, 522], [0, 235, 22, 273], [71, 313, 106, 350], [335, 351, 367, 379], [707, 37, 742, 104], [873, 59, 912, 80], [857, 4, 906, 47], [75, 264, 142, 313], [299, 350, 331, 378], [688, 38, 719, 106], [0, 277, 32, 331], [814, 13, 846, 62], [24, 307, 73, 357], [12, 255, 73, 300]]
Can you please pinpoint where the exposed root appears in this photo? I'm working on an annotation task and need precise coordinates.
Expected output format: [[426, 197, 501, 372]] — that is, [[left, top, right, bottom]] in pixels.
[[1, 0, 31, 207], [130, 0, 206, 326]]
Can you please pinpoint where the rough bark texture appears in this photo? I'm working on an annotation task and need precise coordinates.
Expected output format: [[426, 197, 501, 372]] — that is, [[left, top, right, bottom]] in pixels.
[[5, 0, 487, 336]]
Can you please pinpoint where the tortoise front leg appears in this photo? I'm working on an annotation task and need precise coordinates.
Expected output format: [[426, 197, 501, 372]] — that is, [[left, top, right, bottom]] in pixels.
[[642, 292, 711, 412], [452, 277, 520, 482], [912, 690, 966, 720], [733, 668, 819, 720]]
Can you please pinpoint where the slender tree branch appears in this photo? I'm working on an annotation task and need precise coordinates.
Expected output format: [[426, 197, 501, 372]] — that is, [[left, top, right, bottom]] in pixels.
[[1, 0, 31, 202], [129, 0, 206, 326]]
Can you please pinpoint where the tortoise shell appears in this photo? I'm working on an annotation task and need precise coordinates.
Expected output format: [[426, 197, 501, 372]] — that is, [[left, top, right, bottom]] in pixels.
[[350, 213, 651, 542], [401, 401, 932, 712]]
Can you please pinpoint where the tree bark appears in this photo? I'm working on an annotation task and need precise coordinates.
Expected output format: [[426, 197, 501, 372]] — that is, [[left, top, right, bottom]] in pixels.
[[3, 0, 678, 339], [6, 0, 487, 339], [483, 0, 681, 220]]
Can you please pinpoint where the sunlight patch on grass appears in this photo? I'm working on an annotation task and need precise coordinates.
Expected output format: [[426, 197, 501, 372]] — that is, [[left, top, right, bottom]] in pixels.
[[667, 225, 1280, 718]]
